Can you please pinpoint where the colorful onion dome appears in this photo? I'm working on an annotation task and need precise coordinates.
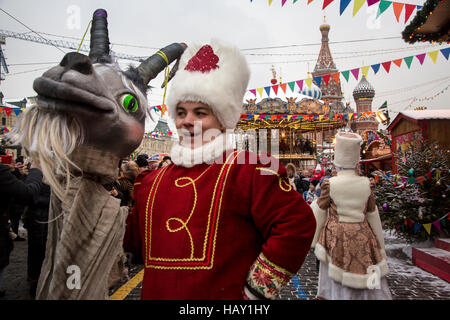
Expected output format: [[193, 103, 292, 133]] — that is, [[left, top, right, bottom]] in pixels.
[[353, 75, 375, 99]]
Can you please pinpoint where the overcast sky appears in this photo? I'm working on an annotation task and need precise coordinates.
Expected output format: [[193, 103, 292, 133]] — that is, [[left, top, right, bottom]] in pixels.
[[0, 0, 449, 132]]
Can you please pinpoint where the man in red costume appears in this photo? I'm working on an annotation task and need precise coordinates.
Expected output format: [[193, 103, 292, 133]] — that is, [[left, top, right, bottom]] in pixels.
[[124, 39, 316, 300]]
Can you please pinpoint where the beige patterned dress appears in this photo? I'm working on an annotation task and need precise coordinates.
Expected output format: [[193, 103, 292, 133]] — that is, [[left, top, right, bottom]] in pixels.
[[312, 172, 392, 300]]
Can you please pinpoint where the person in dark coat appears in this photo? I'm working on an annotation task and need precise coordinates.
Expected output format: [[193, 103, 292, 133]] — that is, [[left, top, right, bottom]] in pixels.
[[0, 158, 43, 297], [23, 182, 50, 298]]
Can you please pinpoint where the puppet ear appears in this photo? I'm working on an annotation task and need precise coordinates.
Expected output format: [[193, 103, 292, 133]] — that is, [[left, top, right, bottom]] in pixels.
[[88, 9, 111, 62], [136, 43, 186, 85]]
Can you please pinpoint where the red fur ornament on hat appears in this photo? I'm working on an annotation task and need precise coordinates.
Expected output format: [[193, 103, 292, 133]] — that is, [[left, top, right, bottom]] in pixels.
[[185, 45, 219, 73]]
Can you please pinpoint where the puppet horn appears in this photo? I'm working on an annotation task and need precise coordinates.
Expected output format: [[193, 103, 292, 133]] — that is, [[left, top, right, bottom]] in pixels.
[[89, 9, 110, 62], [137, 43, 186, 85]]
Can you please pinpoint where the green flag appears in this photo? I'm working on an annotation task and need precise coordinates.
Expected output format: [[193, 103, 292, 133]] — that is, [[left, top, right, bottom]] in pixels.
[[379, 101, 388, 110], [342, 70, 350, 82], [288, 81, 296, 92], [377, 0, 392, 18], [404, 56, 414, 69]]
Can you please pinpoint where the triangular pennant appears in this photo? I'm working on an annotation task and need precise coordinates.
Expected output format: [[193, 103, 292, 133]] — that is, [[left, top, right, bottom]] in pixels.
[[417, 5, 422, 10], [13, 108, 21, 116], [404, 4, 416, 23], [361, 66, 370, 77], [268, 0, 273, 6], [288, 81, 296, 92], [440, 47, 450, 60], [382, 61, 391, 73], [423, 223, 431, 235], [377, 0, 392, 18], [351, 68, 359, 80], [296, 80, 304, 91], [367, 0, 380, 6], [4, 107, 11, 117], [403, 56, 413, 68], [264, 86, 271, 97], [305, 78, 313, 88], [323, 0, 335, 10], [280, 83, 287, 94], [393, 58, 402, 67], [392, 2, 404, 22], [352, 0, 365, 16], [293, 0, 299, 3], [432, 220, 441, 232], [282, 0, 287, 6], [341, 70, 350, 82], [322, 74, 331, 86], [413, 223, 422, 234], [339, 0, 352, 15], [257, 88, 264, 98], [427, 50, 439, 64], [416, 53, 426, 65], [313, 76, 322, 87], [307, 0, 314, 4], [250, 89, 257, 97], [331, 72, 340, 84], [272, 84, 279, 95], [371, 63, 380, 74]]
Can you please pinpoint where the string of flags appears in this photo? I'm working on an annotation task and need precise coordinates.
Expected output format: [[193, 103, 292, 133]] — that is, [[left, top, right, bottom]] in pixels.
[[143, 130, 173, 139], [413, 84, 450, 102], [151, 104, 168, 117], [0, 106, 24, 117], [240, 110, 381, 121], [249, 47, 450, 99], [253, 0, 423, 24], [374, 168, 448, 187], [397, 212, 449, 235]]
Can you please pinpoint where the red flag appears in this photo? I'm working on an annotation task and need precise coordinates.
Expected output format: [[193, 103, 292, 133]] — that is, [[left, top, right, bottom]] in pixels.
[[404, 4, 416, 23], [4, 107, 12, 117], [322, 74, 331, 86], [323, 0, 335, 9], [272, 85, 279, 95], [382, 61, 392, 73]]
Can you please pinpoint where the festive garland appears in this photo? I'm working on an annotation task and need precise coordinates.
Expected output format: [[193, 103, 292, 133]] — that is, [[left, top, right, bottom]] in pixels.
[[402, 0, 450, 44]]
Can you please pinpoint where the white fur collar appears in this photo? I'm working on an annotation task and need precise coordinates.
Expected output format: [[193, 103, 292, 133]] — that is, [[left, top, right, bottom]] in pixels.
[[170, 133, 234, 168]]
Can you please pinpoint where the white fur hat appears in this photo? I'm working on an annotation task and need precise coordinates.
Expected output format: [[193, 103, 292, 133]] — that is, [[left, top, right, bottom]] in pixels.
[[333, 132, 362, 169], [167, 39, 250, 129]]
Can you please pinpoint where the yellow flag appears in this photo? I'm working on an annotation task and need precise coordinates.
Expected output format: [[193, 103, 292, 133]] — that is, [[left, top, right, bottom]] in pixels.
[[287, 115, 293, 121], [319, 115, 324, 121], [349, 113, 353, 120], [268, 0, 273, 5], [305, 78, 313, 88], [254, 115, 259, 121], [427, 50, 439, 64], [423, 223, 432, 235], [257, 88, 264, 98], [361, 66, 370, 77], [353, 0, 365, 16]]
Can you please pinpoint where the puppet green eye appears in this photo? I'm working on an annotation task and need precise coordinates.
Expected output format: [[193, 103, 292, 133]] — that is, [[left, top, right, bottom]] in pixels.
[[121, 94, 138, 112]]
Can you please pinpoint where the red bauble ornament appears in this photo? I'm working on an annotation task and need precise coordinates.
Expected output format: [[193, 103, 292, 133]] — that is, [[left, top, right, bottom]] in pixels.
[[270, 78, 277, 85], [393, 183, 397, 187], [185, 45, 219, 73], [401, 185, 405, 189]]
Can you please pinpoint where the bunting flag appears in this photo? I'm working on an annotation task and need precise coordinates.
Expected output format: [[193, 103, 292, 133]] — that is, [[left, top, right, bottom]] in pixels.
[[427, 51, 439, 64], [404, 3, 416, 24], [423, 223, 432, 235], [13, 109, 21, 116], [350, 68, 359, 80], [304, 78, 313, 88], [404, 56, 414, 69], [352, 0, 366, 16], [323, 0, 335, 9], [392, 2, 404, 22], [4, 108, 12, 116], [361, 66, 370, 77], [382, 61, 392, 73], [371, 63, 381, 74], [413, 223, 422, 234], [341, 70, 350, 82], [441, 48, 450, 60], [432, 220, 441, 232], [392, 58, 402, 68], [288, 81, 296, 92], [340, 0, 352, 15], [255, 0, 420, 24], [247, 48, 450, 98], [416, 53, 426, 65]]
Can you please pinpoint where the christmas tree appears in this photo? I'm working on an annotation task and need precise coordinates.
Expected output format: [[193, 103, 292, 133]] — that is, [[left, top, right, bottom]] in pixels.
[[374, 140, 449, 243]]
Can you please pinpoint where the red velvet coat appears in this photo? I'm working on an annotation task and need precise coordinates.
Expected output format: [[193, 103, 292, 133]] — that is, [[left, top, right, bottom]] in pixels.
[[124, 150, 315, 299]]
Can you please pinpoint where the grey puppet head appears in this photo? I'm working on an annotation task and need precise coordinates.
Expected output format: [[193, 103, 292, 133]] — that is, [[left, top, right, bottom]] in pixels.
[[10, 9, 186, 199]]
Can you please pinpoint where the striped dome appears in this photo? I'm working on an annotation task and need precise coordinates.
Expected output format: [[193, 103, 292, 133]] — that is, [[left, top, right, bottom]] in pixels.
[[300, 81, 322, 99]]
